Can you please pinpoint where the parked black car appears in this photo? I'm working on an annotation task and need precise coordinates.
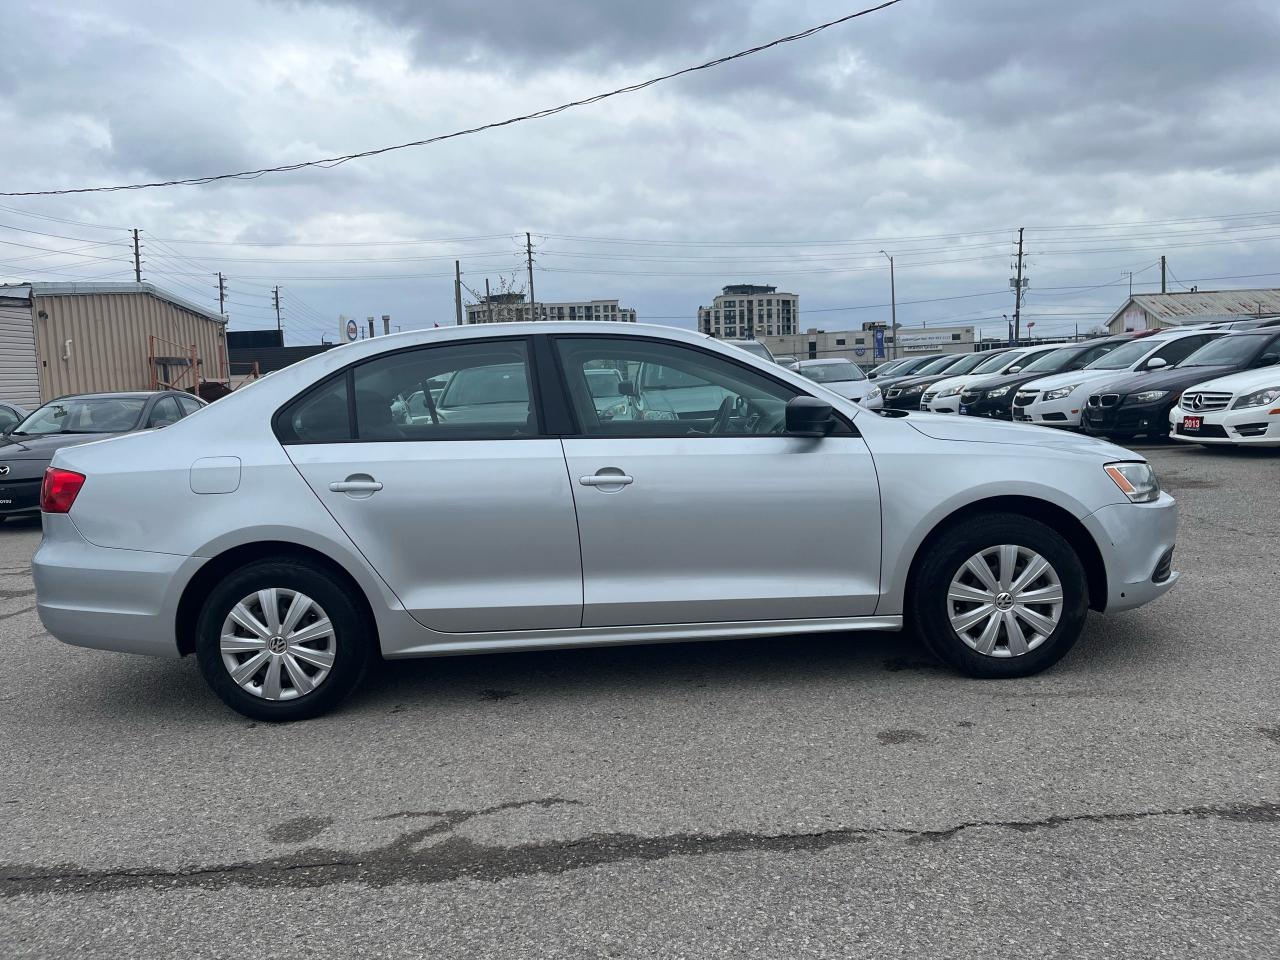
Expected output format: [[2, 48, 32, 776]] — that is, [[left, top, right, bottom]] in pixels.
[[867, 354, 943, 381], [0, 391, 204, 520], [879, 353, 987, 409], [958, 338, 1125, 420], [0, 402, 30, 434], [1081, 329, 1280, 440]]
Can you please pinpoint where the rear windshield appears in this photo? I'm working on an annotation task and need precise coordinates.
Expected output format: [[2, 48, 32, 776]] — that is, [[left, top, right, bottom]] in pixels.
[[799, 361, 866, 383]]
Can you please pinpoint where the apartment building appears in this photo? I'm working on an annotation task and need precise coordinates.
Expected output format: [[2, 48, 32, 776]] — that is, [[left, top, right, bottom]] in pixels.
[[698, 285, 798, 338]]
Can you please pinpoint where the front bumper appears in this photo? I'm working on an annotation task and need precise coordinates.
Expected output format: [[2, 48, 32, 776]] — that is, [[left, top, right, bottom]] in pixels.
[[1081, 398, 1174, 437], [33, 514, 199, 658], [923, 395, 961, 414], [1013, 393, 1084, 427], [883, 389, 926, 410], [1081, 493, 1179, 613], [958, 394, 1015, 419], [0, 477, 41, 517], [1168, 403, 1280, 446]]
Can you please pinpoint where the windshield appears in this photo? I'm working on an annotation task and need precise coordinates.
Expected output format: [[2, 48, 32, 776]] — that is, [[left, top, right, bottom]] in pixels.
[[870, 359, 907, 377], [940, 352, 994, 375], [13, 397, 146, 435], [973, 351, 1018, 373], [1085, 337, 1166, 370], [440, 363, 528, 406], [799, 361, 866, 383], [1177, 334, 1271, 367], [585, 369, 623, 397], [1021, 346, 1079, 374], [914, 354, 963, 375]]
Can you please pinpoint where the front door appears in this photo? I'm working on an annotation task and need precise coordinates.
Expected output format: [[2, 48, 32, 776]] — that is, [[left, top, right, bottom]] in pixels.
[[281, 337, 582, 634], [552, 335, 882, 628]]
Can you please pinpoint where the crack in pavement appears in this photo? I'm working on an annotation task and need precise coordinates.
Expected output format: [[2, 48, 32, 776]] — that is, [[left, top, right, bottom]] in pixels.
[[0, 605, 34, 621], [2, 798, 1276, 898]]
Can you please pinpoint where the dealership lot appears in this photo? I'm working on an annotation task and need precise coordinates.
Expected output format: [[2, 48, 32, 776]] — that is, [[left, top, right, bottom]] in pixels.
[[1, 443, 1278, 958]]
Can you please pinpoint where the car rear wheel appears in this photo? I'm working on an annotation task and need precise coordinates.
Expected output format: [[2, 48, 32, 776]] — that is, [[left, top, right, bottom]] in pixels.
[[195, 559, 372, 721], [911, 514, 1089, 678]]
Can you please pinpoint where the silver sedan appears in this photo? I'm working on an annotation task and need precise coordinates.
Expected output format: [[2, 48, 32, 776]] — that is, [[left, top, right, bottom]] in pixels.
[[32, 323, 1179, 720]]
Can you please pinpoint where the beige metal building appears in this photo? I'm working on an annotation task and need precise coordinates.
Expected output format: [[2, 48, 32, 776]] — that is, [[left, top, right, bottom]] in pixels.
[[0, 282, 228, 407], [1106, 288, 1280, 333]]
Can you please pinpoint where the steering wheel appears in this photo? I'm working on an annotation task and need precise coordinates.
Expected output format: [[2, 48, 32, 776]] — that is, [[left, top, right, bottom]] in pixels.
[[710, 396, 735, 434], [418, 380, 440, 425]]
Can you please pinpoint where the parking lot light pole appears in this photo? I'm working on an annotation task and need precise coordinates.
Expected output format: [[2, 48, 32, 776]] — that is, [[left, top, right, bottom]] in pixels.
[[880, 250, 896, 360]]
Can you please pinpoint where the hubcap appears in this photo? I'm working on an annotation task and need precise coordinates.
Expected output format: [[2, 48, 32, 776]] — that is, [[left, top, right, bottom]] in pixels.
[[219, 588, 335, 700], [947, 545, 1064, 658]]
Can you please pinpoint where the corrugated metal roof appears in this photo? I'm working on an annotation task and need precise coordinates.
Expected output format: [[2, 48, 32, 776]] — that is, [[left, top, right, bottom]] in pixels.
[[0, 282, 226, 325], [1108, 288, 1280, 327]]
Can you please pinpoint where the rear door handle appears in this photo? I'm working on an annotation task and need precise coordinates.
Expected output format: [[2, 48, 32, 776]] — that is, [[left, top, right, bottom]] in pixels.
[[579, 474, 633, 486], [329, 480, 383, 493]]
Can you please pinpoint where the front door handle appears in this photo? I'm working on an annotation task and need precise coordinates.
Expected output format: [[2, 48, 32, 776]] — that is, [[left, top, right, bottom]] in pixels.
[[579, 473, 633, 487], [329, 479, 384, 493]]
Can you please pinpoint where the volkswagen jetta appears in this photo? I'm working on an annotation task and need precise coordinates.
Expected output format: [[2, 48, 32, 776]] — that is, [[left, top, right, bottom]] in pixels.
[[33, 324, 1179, 720]]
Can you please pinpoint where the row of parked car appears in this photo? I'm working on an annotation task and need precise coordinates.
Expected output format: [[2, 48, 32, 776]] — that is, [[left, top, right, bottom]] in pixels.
[[754, 320, 1280, 449]]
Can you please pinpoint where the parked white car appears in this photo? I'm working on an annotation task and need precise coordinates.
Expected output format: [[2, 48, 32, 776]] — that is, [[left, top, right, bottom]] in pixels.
[[788, 358, 883, 409], [923, 345, 1060, 414], [1168, 366, 1280, 447], [1013, 330, 1224, 428]]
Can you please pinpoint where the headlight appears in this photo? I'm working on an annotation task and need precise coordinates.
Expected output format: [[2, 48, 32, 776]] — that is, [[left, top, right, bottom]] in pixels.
[[1232, 386, 1280, 409], [866, 386, 882, 400], [1043, 384, 1080, 402], [903, 384, 925, 395], [938, 386, 962, 397], [1130, 390, 1169, 404], [1105, 461, 1160, 503], [986, 386, 1011, 398]]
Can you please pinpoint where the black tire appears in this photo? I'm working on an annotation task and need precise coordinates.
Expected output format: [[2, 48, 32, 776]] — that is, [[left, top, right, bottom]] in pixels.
[[910, 513, 1089, 679], [195, 559, 372, 721]]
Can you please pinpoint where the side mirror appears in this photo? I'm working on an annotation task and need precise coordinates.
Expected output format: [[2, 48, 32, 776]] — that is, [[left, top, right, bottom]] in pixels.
[[785, 396, 836, 437], [1258, 353, 1280, 368], [1145, 357, 1168, 369], [1007, 366, 1022, 374], [617, 380, 638, 397]]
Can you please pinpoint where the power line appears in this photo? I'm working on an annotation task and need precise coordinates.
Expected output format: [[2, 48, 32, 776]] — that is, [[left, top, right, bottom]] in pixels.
[[0, 1, 908, 197]]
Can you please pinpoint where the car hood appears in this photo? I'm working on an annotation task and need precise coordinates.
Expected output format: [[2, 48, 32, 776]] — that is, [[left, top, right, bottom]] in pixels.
[[886, 372, 956, 391], [1021, 368, 1133, 392], [905, 412, 1136, 458], [0, 432, 124, 461], [969, 369, 1058, 394], [820, 380, 874, 400], [1093, 364, 1238, 396], [1177, 365, 1280, 395], [929, 372, 1003, 394]]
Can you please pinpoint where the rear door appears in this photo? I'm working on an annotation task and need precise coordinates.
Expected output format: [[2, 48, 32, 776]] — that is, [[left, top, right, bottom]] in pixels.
[[551, 335, 882, 628], [280, 337, 582, 633]]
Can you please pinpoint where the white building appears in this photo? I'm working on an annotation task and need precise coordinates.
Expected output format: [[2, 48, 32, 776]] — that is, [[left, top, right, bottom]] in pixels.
[[698, 285, 799, 339], [465, 293, 636, 324], [761, 324, 976, 366]]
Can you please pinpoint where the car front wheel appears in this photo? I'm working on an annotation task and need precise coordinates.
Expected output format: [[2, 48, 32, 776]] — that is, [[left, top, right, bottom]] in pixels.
[[911, 514, 1089, 678], [195, 559, 371, 721]]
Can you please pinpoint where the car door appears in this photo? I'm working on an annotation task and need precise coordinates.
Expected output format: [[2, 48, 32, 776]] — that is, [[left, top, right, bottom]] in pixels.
[[280, 337, 582, 633], [552, 335, 882, 628]]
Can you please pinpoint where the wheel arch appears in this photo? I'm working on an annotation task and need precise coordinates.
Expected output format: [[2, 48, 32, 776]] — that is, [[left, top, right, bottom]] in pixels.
[[904, 495, 1108, 614], [175, 541, 381, 657]]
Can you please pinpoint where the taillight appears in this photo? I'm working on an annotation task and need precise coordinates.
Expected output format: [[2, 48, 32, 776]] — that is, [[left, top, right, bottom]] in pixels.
[[41, 468, 86, 513]]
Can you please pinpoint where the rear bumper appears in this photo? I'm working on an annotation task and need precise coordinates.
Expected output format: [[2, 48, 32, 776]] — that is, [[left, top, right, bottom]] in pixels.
[[1082, 493, 1179, 613], [33, 514, 197, 658]]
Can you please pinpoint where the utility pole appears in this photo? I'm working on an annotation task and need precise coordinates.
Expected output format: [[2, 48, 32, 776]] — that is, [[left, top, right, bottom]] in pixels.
[[880, 250, 897, 360], [1012, 227, 1026, 344], [454, 260, 464, 325], [131, 229, 142, 282], [526, 232, 538, 323], [272, 285, 282, 338], [1160, 255, 1167, 294], [216, 273, 227, 316], [484, 279, 495, 324], [1124, 272, 1134, 298]]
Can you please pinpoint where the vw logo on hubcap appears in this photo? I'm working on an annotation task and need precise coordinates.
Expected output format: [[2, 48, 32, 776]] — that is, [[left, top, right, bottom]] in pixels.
[[995, 592, 1015, 611], [268, 636, 288, 654]]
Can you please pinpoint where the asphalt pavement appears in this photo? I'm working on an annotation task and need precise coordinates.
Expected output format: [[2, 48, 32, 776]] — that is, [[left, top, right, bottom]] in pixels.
[[2, 442, 1277, 959]]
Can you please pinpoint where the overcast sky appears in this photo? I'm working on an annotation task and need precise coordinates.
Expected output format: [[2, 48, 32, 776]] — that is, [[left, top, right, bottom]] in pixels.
[[3, 0, 1280, 344]]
